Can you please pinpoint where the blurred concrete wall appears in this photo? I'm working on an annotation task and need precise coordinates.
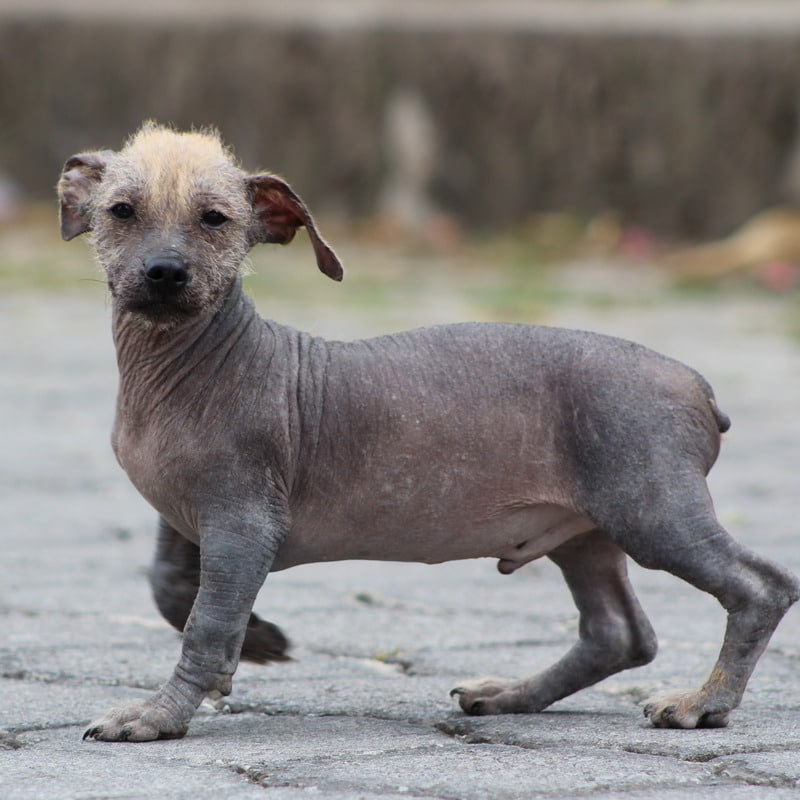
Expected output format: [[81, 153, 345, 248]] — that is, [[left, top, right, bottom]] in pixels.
[[3, 3, 800, 236]]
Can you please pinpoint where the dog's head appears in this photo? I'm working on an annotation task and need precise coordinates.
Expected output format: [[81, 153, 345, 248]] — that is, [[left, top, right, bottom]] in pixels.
[[58, 122, 342, 327]]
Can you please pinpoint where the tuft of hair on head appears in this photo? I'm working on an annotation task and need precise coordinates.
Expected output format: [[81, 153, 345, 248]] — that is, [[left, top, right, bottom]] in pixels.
[[126, 119, 221, 144], [121, 120, 238, 170]]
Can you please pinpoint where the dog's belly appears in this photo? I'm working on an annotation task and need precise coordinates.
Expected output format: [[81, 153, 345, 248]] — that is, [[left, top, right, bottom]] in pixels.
[[272, 503, 595, 571]]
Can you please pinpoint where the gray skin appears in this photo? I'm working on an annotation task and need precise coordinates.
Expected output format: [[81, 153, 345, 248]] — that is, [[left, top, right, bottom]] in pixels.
[[58, 129, 800, 742]]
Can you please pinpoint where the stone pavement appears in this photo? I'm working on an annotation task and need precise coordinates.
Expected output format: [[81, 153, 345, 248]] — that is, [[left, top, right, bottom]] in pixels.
[[1, 269, 799, 798]]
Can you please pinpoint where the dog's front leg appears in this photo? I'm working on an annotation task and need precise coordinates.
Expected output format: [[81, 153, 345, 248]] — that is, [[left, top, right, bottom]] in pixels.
[[150, 517, 290, 664], [84, 510, 286, 742]]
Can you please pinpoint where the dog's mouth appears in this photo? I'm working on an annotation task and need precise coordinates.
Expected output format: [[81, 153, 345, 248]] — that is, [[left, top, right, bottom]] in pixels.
[[110, 276, 204, 326], [109, 272, 238, 330], [121, 295, 196, 322]]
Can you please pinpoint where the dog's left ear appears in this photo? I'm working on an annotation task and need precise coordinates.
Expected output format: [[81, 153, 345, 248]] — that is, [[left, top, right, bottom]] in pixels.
[[246, 174, 343, 281], [58, 151, 111, 241]]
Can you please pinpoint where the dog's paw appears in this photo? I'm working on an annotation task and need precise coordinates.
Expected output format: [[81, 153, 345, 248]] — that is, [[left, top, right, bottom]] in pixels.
[[643, 691, 730, 729], [83, 701, 188, 742], [240, 614, 290, 664], [450, 677, 515, 715]]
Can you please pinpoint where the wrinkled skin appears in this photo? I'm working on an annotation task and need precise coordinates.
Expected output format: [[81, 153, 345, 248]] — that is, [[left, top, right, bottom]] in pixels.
[[59, 125, 800, 742]]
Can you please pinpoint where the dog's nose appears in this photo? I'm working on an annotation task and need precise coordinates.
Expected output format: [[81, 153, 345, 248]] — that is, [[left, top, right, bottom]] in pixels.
[[143, 255, 190, 291]]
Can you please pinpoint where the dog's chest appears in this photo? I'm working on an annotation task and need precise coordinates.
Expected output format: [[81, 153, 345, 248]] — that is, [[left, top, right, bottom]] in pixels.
[[111, 411, 202, 539]]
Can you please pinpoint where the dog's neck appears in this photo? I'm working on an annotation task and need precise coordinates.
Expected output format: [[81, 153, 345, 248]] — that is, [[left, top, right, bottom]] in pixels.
[[111, 276, 270, 424]]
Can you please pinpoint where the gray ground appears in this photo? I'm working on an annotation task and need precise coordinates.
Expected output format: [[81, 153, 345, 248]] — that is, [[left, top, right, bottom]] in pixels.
[[1, 261, 799, 798]]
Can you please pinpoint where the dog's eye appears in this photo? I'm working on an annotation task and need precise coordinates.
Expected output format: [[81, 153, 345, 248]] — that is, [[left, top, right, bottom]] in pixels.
[[201, 210, 229, 229], [110, 202, 135, 220]]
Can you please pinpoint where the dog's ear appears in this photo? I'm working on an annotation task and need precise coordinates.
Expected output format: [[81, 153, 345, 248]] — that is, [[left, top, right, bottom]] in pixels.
[[246, 174, 343, 281], [58, 152, 111, 241]]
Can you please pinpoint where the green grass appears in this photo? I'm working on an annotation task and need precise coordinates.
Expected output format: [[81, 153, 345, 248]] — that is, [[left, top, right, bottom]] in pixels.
[[786, 296, 800, 342], [0, 205, 106, 293], [241, 233, 571, 327], [0, 206, 588, 322], [3, 206, 797, 340]]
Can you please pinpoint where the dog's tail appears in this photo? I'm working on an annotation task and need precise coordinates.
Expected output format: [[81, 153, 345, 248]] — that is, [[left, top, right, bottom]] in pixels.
[[709, 396, 731, 434]]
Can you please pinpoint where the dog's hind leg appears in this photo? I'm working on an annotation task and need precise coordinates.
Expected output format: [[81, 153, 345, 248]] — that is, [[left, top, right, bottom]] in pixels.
[[150, 518, 290, 663], [451, 530, 658, 715], [599, 477, 800, 728]]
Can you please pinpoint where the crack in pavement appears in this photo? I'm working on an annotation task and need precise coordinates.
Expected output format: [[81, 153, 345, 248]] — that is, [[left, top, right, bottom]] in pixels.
[[1, 669, 160, 691], [436, 718, 800, 791], [0, 729, 25, 750], [710, 757, 800, 789]]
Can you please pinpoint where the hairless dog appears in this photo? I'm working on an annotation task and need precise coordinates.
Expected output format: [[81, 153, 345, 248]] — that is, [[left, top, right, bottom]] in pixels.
[[58, 123, 799, 741]]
